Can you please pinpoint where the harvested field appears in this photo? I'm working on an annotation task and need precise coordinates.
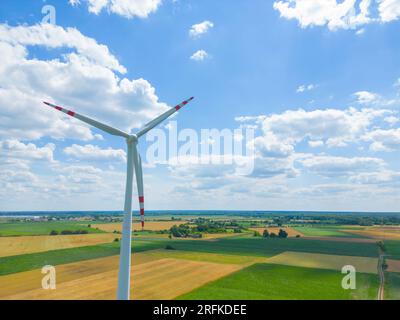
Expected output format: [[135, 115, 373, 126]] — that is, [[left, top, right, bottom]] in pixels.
[[387, 260, 400, 273], [266, 251, 379, 274], [0, 234, 120, 258], [342, 227, 400, 240], [0, 255, 242, 300], [92, 221, 185, 233], [249, 227, 303, 237]]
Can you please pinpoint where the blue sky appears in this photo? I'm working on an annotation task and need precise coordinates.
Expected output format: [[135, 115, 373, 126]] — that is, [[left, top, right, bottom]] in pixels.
[[0, 0, 399, 212]]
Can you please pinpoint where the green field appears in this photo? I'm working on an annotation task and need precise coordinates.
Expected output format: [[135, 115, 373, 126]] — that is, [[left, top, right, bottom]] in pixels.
[[293, 226, 362, 238], [385, 240, 400, 260], [0, 239, 166, 276], [167, 237, 379, 258], [0, 221, 103, 236], [178, 263, 379, 300], [385, 272, 400, 300]]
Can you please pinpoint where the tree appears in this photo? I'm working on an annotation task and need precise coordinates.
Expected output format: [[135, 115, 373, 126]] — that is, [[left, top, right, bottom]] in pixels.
[[49, 230, 58, 236], [253, 231, 261, 237], [270, 232, 277, 238], [263, 229, 269, 238], [278, 229, 288, 238]]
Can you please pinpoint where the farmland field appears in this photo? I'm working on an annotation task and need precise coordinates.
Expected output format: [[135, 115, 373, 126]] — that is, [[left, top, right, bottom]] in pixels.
[[1, 255, 244, 300], [0, 221, 102, 236], [0, 234, 120, 258], [342, 227, 400, 240], [265, 251, 378, 274], [92, 221, 185, 233], [178, 263, 379, 300], [0, 239, 167, 276], [385, 272, 400, 300], [292, 226, 362, 238], [166, 237, 380, 258]]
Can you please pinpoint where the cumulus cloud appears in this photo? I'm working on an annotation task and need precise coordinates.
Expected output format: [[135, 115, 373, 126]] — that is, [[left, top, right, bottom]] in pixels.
[[64, 144, 127, 162], [299, 155, 385, 177], [245, 107, 390, 154], [273, 0, 400, 31], [190, 49, 209, 61], [189, 21, 214, 38], [362, 128, 400, 152], [0, 140, 55, 162], [71, 0, 162, 19], [0, 23, 169, 141]]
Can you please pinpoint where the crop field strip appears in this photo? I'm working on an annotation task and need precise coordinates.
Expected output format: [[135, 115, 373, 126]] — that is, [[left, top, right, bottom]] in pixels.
[[1, 253, 246, 300], [0, 234, 120, 258], [265, 251, 379, 274], [0, 221, 103, 236], [92, 221, 186, 233], [178, 263, 380, 300], [0, 239, 166, 276]]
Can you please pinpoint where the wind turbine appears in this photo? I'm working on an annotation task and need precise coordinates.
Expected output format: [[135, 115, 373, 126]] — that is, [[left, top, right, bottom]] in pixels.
[[42, 97, 194, 300]]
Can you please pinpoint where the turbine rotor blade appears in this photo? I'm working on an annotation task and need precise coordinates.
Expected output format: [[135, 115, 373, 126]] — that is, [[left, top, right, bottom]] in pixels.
[[43, 101, 130, 139], [133, 146, 145, 229], [136, 97, 194, 138]]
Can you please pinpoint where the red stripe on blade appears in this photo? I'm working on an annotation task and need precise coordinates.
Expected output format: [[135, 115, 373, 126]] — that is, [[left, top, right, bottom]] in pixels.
[[139, 196, 144, 203], [55, 106, 63, 111], [67, 111, 75, 117]]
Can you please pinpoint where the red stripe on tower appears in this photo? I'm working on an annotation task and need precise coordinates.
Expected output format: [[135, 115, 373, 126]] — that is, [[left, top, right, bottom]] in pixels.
[[140, 208, 144, 215]]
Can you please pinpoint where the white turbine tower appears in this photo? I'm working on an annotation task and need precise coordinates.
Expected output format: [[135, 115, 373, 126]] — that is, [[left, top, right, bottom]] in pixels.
[[43, 97, 194, 300]]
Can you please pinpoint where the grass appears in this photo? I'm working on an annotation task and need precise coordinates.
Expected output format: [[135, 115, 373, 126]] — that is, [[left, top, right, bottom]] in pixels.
[[385, 272, 400, 300], [0, 239, 166, 276], [166, 236, 379, 258], [0, 221, 103, 236], [292, 226, 362, 238], [178, 263, 379, 300]]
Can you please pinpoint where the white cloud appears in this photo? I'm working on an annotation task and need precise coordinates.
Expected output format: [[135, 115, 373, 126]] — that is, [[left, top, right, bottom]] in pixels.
[[0, 23, 126, 73], [64, 144, 127, 162], [354, 91, 380, 105], [296, 84, 316, 93], [252, 107, 389, 152], [363, 128, 400, 152], [299, 155, 385, 177], [273, 0, 400, 31], [378, 0, 400, 22], [351, 170, 400, 185], [189, 21, 214, 38], [273, 0, 373, 31], [0, 23, 169, 141], [0, 140, 55, 162], [190, 49, 209, 61], [308, 140, 324, 148], [72, 0, 162, 19]]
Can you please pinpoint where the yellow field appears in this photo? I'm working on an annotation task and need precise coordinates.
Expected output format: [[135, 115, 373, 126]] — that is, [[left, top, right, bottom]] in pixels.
[[92, 221, 185, 233], [0, 250, 248, 300], [342, 226, 400, 240], [0, 234, 120, 258], [387, 260, 400, 273], [249, 227, 303, 237], [266, 251, 379, 274]]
